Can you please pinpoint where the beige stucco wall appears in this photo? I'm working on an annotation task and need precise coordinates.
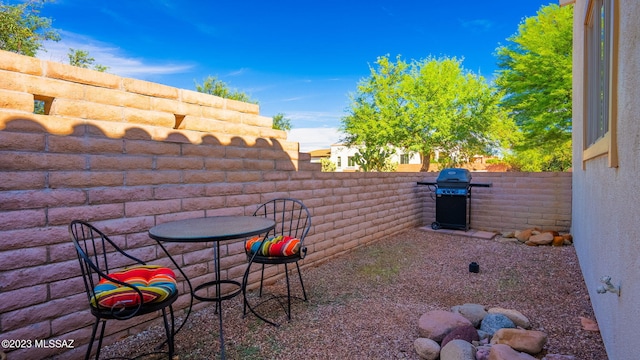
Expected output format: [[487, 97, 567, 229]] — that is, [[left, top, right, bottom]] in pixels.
[[570, 1, 640, 359]]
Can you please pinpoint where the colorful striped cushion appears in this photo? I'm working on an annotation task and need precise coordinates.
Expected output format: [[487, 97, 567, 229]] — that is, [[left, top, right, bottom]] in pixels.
[[91, 265, 177, 309], [246, 236, 300, 257]]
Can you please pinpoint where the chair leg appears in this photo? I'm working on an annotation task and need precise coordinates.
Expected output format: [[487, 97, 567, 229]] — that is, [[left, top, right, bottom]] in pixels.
[[161, 306, 175, 359], [259, 263, 265, 297], [96, 320, 107, 360], [284, 263, 292, 320], [85, 318, 100, 360], [283, 262, 308, 321], [242, 259, 253, 317], [244, 260, 307, 326], [170, 305, 176, 348], [88, 319, 106, 360], [242, 275, 248, 317], [295, 261, 308, 301]]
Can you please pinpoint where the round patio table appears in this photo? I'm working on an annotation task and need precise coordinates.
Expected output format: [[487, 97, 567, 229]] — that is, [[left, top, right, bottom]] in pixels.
[[149, 216, 275, 360]]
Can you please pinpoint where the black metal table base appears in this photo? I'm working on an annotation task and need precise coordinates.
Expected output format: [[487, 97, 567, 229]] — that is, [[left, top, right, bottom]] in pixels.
[[148, 216, 276, 360], [155, 241, 239, 360], [209, 240, 235, 359], [193, 280, 242, 303]]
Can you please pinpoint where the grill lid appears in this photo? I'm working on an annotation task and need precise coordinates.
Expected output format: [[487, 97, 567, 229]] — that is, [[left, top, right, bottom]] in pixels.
[[436, 168, 472, 187]]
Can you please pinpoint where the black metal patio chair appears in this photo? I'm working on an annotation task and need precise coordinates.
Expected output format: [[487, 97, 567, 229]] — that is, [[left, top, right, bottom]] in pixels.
[[242, 198, 312, 326], [69, 220, 178, 360]]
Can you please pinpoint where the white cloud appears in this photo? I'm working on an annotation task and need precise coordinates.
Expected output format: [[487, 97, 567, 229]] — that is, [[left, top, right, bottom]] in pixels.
[[226, 68, 249, 77], [287, 127, 344, 152], [286, 110, 343, 126], [36, 31, 194, 78], [459, 19, 494, 32], [282, 96, 306, 102]]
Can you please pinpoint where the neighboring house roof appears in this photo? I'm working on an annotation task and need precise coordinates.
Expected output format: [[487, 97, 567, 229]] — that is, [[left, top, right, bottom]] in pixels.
[[309, 149, 331, 157]]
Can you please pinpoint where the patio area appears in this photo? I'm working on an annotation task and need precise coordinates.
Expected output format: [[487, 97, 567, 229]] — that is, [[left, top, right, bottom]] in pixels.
[[99, 228, 606, 360], [0, 50, 579, 360]]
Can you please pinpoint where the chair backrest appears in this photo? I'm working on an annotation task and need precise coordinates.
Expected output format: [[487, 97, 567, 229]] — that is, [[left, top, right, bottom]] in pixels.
[[69, 220, 146, 318], [253, 198, 311, 246]]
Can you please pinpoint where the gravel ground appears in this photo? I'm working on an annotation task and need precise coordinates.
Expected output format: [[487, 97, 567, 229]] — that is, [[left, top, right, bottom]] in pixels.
[[100, 228, 607, 360]]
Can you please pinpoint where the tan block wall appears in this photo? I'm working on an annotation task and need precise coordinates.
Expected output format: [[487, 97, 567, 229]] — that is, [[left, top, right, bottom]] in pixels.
[[0, 50, 571, 359], [418, 172, 572, 232]]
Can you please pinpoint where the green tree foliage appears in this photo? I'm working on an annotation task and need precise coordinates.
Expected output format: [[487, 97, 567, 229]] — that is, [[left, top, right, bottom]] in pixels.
[[495, 4, 573, 171], [351, 145, 397, 172], [272, 112, 292, 131], [68, 48, 109, 72], [341, 55, 517, 172], [195, 75, 258, 104], [320, 158, 336, 172], [0, 0, 59, 56]]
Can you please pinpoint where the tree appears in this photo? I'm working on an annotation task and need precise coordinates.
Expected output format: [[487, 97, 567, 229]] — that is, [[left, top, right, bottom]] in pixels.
[[67, 48, 109, 72], [195, 75, 258, 104], [320, 158, 336, 172], [339, 56, 405, 171], [272, 112, 292, 131], [351, 145, 397, 172], [341, 55, 517, 171], [495, 4, 573, 171], [0, 0, 59, 56]]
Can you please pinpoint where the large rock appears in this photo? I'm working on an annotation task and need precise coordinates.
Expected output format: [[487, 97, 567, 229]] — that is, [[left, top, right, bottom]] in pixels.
[[451, 303, 488, 327], [489, 344, 537, 360], [552, 236, 565, 246], [491, 328, 548, 355], [480, 313, 515, 336], [515, 229, 535, 242], [488, 307, 531, 329], [497, 236, 521, 244], [562, 234, 573, 244], [476, 345, 492, 360], [441, 324, 479, 348], [502, 231, 516, 238], [527, 232, 554, 246], [440, 339, 476, 360], [418, 310, 473, 342], [414, 337, 440, 360]]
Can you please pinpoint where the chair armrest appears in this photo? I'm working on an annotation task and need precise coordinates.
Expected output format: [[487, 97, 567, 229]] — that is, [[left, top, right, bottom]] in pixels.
[[90, 270, 145, 320]]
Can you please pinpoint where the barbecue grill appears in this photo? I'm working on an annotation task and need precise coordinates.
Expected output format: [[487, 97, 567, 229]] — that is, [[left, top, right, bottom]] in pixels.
[[417, 168, 492, 231]]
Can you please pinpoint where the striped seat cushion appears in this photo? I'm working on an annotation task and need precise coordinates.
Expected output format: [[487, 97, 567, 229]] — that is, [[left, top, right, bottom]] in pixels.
[[91, 265, 177, 309], [246, 236, 300, 257]]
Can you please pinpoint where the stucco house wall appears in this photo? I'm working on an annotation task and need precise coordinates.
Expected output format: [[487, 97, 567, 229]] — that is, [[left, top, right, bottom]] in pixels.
[[330, 144, 421, 172], [568, 1, 640, 359]]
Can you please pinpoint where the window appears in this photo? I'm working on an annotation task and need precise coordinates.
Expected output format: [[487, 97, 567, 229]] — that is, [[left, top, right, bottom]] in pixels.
[[583, 0, 618, 167], [347, 156, 357, 167], [337, 156, 342, 168], [400, 154, 410, 165]]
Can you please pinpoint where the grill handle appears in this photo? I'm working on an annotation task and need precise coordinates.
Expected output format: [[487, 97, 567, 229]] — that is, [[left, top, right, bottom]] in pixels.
[[416, 182, 492, 187], [469, 183, 492, 188], [417, 181, 437, 186]]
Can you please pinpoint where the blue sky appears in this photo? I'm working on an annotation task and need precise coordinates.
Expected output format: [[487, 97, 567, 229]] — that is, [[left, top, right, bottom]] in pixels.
[[31, 0, 554, 151]]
